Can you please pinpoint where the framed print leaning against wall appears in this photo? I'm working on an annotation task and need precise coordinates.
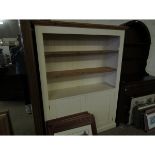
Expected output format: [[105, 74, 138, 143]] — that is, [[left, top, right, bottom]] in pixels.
[[144, 108, 155, 132], [46, 112, 97, 135]]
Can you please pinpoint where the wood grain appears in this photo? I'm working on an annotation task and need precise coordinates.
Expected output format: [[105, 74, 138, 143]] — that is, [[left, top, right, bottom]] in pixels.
[[31, 20, 128, 30], [20, 20, 46, 135], [46, 112, 97, 135], [45, 50, 118, 57], [47, 67, 116, 78]]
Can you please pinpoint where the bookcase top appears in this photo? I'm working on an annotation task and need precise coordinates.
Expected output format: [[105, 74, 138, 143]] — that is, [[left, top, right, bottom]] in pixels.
[[31, 20, 128, 30]]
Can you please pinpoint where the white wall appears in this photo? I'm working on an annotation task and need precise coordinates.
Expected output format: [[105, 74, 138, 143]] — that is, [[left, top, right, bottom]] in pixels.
[[64, 20, 155, 76], [142, 20, 155, 76]]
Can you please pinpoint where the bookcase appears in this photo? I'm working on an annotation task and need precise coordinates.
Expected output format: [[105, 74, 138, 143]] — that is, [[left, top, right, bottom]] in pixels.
[[35, 22, 125, 133]]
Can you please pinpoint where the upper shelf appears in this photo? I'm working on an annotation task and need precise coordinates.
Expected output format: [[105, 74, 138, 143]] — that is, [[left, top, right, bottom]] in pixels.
[[47, 67, 116, 78], [45, 50, 118, 57]]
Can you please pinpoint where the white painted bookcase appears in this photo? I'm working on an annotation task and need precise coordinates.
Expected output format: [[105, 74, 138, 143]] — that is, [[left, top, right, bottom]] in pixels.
[[35, 23, 125, 133]]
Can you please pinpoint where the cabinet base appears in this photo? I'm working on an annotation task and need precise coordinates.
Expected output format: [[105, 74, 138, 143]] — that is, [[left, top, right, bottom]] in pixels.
[[97, 122, 116, 133]]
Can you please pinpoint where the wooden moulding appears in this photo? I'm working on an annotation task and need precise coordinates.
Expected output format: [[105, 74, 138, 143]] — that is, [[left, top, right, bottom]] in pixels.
[[45, 50, 118, 57], [46, 112, 97, 135], [20, 20, 46, 134], [31, 20, 128, 30], [47, 67, 116, 78]]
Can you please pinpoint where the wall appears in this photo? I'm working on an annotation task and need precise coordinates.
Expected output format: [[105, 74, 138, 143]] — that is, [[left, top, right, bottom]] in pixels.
[[142, 20, 155, 76], [65, 20, 155, 76]]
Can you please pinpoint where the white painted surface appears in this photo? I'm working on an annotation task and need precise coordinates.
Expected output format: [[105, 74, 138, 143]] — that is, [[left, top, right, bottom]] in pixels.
[[35, 27, 49, 121], [48, 88, 116, 132], [82, 89, 116, 129], [44, 35, 120, 52], [48, 95, 85, 120], [48, 82, 114, 100], [35, 24, 125, 133]]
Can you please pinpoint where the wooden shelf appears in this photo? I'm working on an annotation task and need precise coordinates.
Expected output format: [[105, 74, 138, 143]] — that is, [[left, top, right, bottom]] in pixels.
[[47, 67, 116, 78], [45, 50, 118, 57], [48, 82, 114, 100]]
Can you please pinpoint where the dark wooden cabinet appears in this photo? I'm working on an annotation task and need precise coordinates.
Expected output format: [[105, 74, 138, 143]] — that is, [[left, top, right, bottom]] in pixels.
[[116, 76, 155, 124], [0, 65, 27, 101], [116, 20, 155, 125]]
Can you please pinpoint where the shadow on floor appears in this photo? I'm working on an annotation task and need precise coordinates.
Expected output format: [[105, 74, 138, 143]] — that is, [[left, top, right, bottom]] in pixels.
[[99, 125, 155, 135]]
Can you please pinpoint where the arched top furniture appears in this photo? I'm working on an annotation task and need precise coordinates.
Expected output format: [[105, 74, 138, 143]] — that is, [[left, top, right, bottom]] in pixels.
[[123, 20, 151, 44], [121, 20, 151, 82], [116, 20, 155, 125]]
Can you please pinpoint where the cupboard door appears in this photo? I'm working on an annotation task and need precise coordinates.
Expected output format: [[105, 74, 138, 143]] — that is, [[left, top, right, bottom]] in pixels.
[[48, 95, 85, 120], [83, 89, 116, 130], [108, 90, 116, 123]]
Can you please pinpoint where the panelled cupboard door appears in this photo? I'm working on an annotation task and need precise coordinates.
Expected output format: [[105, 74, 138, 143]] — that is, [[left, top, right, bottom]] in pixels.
[[47, 95, 85, 120], [82, 89, 116, 132], [109, 90, 117, 124]]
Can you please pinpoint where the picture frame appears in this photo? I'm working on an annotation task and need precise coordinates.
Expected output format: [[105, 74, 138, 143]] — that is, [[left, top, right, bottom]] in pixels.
[[46, 112, 97, 135], [144, 108, 155, 132], [129, 94, 155, 125]]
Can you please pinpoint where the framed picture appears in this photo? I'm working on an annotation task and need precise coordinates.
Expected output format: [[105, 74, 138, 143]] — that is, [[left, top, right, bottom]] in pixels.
[[46, 112, 97, 135], [54, 124, 93, 135], [129, 94, 155, 125], [144, 108, 155, 132]]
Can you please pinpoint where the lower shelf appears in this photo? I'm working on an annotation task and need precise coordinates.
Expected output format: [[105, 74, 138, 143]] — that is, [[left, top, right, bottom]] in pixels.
[[48, 83, 115, 100]]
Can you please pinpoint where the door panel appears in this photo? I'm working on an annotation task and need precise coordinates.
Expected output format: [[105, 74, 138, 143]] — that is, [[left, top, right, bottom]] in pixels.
[[83, 90, 115, 128], [48, 95, 84, 120]]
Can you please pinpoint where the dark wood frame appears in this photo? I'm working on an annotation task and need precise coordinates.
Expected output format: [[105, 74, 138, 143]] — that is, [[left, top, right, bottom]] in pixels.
[[31, 20, 127, 30], [19, 20, 46, 135], [46, 112, 97, 135], [19, 20, 127, 135], [0, 110, 13, 135], [144, 108, 155, 132]]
